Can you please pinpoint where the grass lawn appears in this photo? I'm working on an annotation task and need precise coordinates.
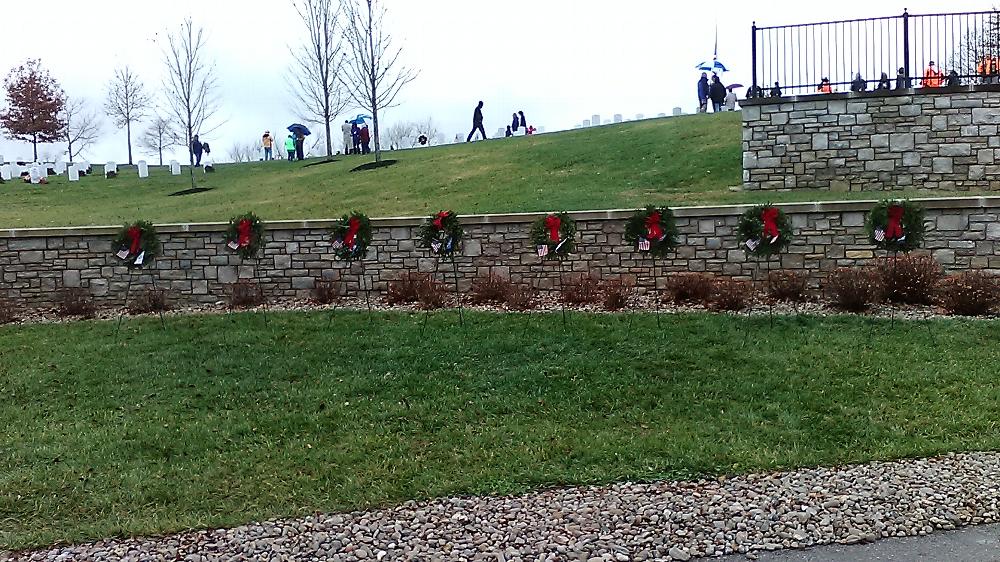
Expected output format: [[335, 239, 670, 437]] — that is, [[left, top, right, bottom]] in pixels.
[[2, 310, 1000, 550], [4, 114, 993, 229]]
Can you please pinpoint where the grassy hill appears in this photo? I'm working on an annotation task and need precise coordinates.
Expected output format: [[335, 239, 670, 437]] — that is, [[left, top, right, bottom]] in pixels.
[[0, 112, 986, 229]]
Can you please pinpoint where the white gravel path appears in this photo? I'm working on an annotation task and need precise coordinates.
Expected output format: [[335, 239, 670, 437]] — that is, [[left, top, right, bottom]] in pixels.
[[5, 452, 1000, 562]]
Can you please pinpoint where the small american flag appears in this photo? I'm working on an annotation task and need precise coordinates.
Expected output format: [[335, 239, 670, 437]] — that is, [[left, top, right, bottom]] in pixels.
[[227, 240, 240, 250], [133, 251, 145, 266], [638, 238, 651, 251], [537, 245, 549, 257], [115, 247, 130, 260], [874, 229, 885, 242], [430, 240, 441, 253], [332, 238, 344, 249], [745, 238, 760, 251]]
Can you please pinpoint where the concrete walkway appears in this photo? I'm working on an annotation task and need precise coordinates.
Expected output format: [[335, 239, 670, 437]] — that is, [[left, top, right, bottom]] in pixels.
[[715, 523, 1000, 562]]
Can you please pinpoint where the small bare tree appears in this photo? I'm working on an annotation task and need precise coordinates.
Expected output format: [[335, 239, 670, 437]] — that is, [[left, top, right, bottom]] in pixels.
[[415, 116, 442, 146], [62, 97, 102, 162], [227, 141, 258, 163], [139, 114, 180, 165], [291, 0, 350, 158], [162, 18, 221, 167], [104, 66, 151, 165], [384, 120, 415, 149], [340, 0, 418, 162]]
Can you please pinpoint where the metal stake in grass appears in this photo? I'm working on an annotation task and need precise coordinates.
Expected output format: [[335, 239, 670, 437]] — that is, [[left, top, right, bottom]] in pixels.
[[254, 257, 269, 325], [421, 258, 442, 335], [149, 272, 167, 331], [557, 257, 568, 329], [115, 269, 135, 340], [360, 258, 373, 322], [450, 254, 465, 327]]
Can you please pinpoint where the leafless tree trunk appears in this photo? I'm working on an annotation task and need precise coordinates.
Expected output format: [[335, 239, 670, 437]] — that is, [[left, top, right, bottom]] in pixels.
[[162, 18, 221, 170], [104, 66, 151, 165], [340, 0, 418, 163], [139, 114, 180, 166], [227, 142, 258, 163], [62, 97, 102, 163], [291, 0, 349, 158], [384, 120, 415, 149]]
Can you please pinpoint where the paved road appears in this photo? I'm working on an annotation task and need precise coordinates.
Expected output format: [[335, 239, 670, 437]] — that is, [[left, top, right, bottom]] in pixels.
[[714, 523, 1000, 561]]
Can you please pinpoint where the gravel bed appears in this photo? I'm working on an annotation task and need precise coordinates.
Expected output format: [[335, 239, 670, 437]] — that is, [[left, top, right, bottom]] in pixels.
[[6, 452, 1000, 561]]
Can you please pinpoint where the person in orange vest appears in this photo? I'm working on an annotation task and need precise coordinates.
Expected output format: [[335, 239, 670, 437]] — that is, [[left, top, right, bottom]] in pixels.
[[817, 77, 833, 93], [978, 55, 999, 84], [923, 61, 944, 87]]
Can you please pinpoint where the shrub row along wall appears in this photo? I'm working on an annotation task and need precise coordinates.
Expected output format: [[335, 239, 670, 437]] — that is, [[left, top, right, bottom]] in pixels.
[[2, 197, 1000, 309], [742, 85, 1000, 191]]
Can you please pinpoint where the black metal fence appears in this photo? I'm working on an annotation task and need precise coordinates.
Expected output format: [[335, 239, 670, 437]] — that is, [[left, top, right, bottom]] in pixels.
[[751, 9, 1000, 97]]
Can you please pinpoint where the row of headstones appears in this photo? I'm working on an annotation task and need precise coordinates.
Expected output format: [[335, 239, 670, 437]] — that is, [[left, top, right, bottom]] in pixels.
[[0, 156, 187, 183]]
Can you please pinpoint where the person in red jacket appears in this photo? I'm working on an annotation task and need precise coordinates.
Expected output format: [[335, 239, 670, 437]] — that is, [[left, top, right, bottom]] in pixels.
[[359, 125, 371, 154], [923, 61, 944, 87]]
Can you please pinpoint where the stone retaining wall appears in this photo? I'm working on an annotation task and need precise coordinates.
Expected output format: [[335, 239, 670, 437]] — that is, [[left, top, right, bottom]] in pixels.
[[742, 86, 1000, 191], [2, 198, 1000, 309]]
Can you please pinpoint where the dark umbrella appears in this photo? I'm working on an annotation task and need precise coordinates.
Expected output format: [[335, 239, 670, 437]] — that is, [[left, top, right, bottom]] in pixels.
[[287, 123, 312, 136], [728, 83, 745, 89]]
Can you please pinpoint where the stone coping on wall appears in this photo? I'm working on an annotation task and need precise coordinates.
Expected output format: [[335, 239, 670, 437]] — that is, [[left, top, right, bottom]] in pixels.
[[3, 196, 1000, 239], [740, 83, 1000, 107]]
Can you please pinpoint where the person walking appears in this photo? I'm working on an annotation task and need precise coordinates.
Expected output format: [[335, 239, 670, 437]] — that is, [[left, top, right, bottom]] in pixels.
[[359, 125, 371, 154], [518, 110, 527, 132], [191, 134, 204, 166], [923, 61, 944, 87], [341, 121, 352, 155], [284, 134, 295, 162], [466, 101, 487, 142], [697, 72, 710, 113], [709, 74, 726, 112], [262, 131, 273, 161]]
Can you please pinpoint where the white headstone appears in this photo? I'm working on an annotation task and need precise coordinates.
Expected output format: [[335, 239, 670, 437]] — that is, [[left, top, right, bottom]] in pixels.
[[68, 165, 80, 182], [636, 113, 645, 120], [591, 114, 601, 127], [54, 161, 66, 174], [169, 160, 181, 175], [39, 164, 50, 178], [582, 119, 591, 127], [137, 160, 149, 178], [104, 162, 118, 175], [0, 164, 11, 181], [29, 165, 42, 184], [613, 114, 623, 123], [0, 155, 4, 165]]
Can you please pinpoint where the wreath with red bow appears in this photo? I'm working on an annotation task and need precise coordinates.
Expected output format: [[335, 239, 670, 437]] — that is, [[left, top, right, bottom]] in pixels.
[[111, 220, 160, 269], [530, 212, 576, 258], [226, 212, 266, 259], [737, 205, 793, 257], [417, 210, 464, 255], [330, 212, 372, 261], [866, 200, 925, 253], [624, 206, 679, 258]]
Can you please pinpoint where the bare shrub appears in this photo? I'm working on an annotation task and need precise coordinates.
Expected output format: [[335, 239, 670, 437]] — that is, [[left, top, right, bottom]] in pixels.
[[708, 278, 751, 312], [663, 273, 715, 305], [312, 279, 342, 305], [876, 255, 942, 305], [417, 277, 449, 310], [228, 281, 265, 309], [0, 295, 17, 324], [561, 275, 602, 305], [505, 284, 539, 311], [469, 272, 513, 305], [128, 288, 170, 314], [767, 270, 809, 302], [936, 271, 999, 316], [601, 278, 635, 311], [58, 288, 97, 318], [826, 267, 883, 312], [386, 272, 429, 305]]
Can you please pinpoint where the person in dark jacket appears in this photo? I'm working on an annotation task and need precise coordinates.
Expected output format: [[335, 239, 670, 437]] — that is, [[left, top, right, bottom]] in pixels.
[[770, 81, 782, 98], [511, 112, 519, 133], [709, 74, 726, 112], [697, 73, 710, 113], [876, 72, 891, 90], [518, 110, 527, 130], [351, 123, 361, 154], [850, 72, 867, 92], [191, 134, 203, 166], [947, 70, 961, 87], [895, 67, 911, 90], [294, 132, 304, 161], [466, 101, 486, 142], [505, 126, 513, 138]]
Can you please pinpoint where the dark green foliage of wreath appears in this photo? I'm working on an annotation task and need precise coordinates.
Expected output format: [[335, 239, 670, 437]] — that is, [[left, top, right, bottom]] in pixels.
[[623, 205, 679, 258], [737, 205, 793, 258], [111, 220, 161, 269], [330, 212, 372, 261], [530, 212, 576, 258], [418, 210, 464, 255], [865, 200, 926, 253], [226, 211, 267, 260]]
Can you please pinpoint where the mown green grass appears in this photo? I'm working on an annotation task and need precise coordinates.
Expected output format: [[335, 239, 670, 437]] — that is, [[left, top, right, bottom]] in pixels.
[[2, 310, 999, 550]]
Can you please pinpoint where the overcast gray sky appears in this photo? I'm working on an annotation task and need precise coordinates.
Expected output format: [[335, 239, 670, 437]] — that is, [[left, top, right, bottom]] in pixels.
[[0, 0, 988, 163]]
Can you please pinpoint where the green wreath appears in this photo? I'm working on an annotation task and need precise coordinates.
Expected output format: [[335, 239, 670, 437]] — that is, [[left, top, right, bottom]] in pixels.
[[418, 210, 464, 255], [330, 212, 372, 261], [737, 205, 793, 257], [111, 220, 161, 269], [624, 206, 679, 258], [226, 212, 267, 259], [865, 200, 926, 253], [530, 212, 576, 259]]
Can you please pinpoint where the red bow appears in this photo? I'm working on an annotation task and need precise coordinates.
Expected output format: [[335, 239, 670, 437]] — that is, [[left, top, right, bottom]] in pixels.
[[127, 226, 142, 255], [645, 211, 663, 240], [432, 211, 449, 230], [237, 219, 252, 248], [886, 205, 905, 239], [544, 215, 561, 242], [343, 216, 361, 247], [761, 207, 780, 240]]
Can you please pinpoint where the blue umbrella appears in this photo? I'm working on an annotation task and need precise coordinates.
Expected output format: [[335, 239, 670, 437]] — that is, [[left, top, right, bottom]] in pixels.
[[350, 114, 372, 125], [695, 57, 728, 73], [287, 123, 311, 136]]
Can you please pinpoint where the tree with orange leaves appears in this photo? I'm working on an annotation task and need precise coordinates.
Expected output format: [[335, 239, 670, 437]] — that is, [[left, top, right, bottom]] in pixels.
[[1, 60, 66, 161]]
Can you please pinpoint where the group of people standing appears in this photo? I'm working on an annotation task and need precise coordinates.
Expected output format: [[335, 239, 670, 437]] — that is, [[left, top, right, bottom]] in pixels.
[[260, 131, 305, 162], [697, 72, 738, 113], [505, 110, 535, 137], [341, 121, 371, 155]]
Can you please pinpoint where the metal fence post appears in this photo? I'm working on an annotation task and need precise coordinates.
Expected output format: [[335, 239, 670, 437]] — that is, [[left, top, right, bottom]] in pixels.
[[751, 21, 759, 94], [902, 9, 911, 82]]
